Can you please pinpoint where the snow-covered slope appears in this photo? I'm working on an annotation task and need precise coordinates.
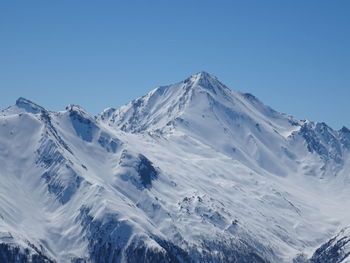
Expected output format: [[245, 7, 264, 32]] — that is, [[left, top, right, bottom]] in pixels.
[[99, 72, 349, 177], [1, 73, 350, 262]]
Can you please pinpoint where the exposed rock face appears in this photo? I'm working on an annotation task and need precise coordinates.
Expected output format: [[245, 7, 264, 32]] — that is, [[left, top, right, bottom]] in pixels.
[[310, 228, 350, 263]]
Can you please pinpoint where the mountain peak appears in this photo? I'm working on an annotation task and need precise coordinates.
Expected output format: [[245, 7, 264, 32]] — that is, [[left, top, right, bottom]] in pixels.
[[65, 104, 87, 113], [186, 71, 218, 84], [15, 97, 46, 114], [65, 104, 94, 121], [98, 71, 296, 139], [191, 71, 217, 81], [183, 71, 229, 95], [340, 126, 350, 134]]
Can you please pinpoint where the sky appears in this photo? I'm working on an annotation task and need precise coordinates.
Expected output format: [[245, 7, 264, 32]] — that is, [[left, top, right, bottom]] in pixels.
[[1, 1, 349, 129]]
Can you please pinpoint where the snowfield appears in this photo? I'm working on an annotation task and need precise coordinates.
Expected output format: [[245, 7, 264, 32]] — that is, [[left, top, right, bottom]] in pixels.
[[0, 72, 349, 262]]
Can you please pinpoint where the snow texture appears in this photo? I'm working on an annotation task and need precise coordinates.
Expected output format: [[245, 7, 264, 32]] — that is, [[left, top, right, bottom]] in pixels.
[[0, 72, 350, 262]]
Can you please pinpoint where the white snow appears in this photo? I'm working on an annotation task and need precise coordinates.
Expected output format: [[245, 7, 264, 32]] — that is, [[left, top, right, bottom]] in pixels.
[[0, 72, 349, 262]]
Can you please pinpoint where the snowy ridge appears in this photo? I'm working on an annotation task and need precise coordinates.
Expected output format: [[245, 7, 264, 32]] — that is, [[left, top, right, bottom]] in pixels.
[[0, 72, 350, 262], [310, 227, 350, 263], [100, 72, 348, 177]]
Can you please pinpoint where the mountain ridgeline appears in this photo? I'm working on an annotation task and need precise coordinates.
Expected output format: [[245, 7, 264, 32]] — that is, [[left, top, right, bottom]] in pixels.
[[0, 72, 349, 262]]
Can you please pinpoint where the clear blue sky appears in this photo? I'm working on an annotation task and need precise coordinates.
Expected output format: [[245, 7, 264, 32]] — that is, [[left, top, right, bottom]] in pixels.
[[1, 1, 349, 129]]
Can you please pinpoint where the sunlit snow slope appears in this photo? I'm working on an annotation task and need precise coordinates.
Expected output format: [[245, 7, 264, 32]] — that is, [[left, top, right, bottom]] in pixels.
[[1, 72, 350, 263]]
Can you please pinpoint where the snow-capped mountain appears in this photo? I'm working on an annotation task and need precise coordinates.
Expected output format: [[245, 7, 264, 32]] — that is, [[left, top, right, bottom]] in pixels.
[[1, 72, 350, 262], [99, 72, 349, 177]]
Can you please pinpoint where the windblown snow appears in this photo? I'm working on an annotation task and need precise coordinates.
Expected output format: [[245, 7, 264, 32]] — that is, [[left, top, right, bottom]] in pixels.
[[0, 72, 350, 263]]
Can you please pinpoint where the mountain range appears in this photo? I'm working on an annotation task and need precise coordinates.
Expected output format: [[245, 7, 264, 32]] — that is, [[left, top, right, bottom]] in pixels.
[[1, 72, 349, 262]]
